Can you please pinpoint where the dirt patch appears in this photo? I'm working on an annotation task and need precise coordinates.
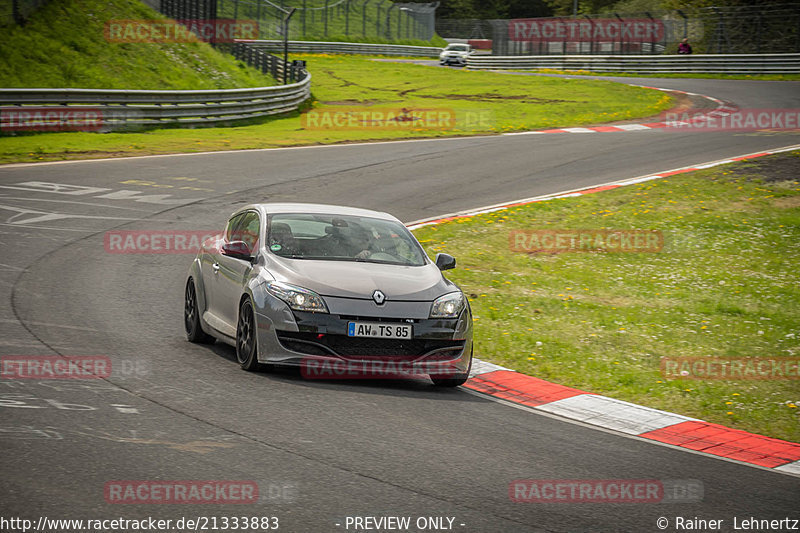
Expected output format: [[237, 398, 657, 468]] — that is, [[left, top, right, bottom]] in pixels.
[[399, 86, 431, 97], [320, 100, 382, 106], [772, 196, 800, 208], [322, 70, 356, 88], [721, 152, 800, 183], [421, 93, 574, 104]]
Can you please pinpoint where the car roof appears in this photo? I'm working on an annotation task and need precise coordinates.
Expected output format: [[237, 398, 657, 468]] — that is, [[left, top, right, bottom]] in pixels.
[[234, 203, 398, 222]]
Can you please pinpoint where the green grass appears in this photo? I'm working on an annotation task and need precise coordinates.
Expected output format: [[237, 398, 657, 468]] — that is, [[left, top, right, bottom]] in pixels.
[[412, 151, 800, 442], [506, 68, 800, 82], [0, 0, 276, 89], [0, 54, 673, 163]]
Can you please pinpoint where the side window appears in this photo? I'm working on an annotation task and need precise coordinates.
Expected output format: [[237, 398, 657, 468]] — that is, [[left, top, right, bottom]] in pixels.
[[232, 211, 260, 251], [225, 213, 245, 242]]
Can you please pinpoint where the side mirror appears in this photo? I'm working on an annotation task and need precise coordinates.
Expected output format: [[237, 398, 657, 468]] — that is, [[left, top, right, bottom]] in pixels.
[[221, 240, 253, 261], [434, 253, 456, 271]]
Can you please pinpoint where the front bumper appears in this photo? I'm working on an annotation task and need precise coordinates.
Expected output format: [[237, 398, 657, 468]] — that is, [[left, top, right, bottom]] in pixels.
[[255, 308, 473, 376], [440, 56, 467, 65]]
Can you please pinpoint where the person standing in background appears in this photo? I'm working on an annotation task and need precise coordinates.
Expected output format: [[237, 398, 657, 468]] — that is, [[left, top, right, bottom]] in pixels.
[[678, 38, 693, 54]]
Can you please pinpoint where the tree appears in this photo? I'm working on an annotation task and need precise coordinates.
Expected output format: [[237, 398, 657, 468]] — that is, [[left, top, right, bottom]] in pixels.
[[545, 0, 618, 16], [436, 0, 552, 20]]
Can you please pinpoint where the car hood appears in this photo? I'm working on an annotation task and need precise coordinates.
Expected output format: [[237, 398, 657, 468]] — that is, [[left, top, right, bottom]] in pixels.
[[266, 257, 455, 301]]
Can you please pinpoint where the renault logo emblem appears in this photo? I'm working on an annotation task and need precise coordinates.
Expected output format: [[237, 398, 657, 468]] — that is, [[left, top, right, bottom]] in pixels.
[[372, 290, 386, 305]]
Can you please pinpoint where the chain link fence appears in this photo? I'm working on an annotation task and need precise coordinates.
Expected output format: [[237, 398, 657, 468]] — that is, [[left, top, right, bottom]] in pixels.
[[698, 4, 800, 54], [215, 0, 438, 42], [438, 4, 800, 55]]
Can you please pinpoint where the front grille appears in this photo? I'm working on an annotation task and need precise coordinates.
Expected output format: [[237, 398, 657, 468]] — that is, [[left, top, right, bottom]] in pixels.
[[276, 331, 465, 358], [336, 315, 418, 324]]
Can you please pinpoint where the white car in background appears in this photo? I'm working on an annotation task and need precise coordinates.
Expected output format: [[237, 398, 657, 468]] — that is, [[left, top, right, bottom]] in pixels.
[[439, 43, 473, 66]]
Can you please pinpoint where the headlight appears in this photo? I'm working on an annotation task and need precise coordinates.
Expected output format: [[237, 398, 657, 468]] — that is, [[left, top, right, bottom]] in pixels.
[[430, 292, 465, 319], [266, 281, 329, 313]]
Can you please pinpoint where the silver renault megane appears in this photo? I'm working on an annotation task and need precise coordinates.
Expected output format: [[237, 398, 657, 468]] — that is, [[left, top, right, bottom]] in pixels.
[[184, 203, 473, 386]]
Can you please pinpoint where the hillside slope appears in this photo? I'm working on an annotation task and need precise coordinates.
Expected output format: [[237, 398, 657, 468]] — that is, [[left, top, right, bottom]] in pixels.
[[0, 0, 276, 89]]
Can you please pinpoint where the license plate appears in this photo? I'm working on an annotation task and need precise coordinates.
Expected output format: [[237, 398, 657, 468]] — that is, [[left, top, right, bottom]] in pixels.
[[347, 322, 412, 339]]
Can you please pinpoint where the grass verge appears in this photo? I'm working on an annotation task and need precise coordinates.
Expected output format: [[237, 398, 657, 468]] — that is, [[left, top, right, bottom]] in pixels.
[[412, 150, 800, 442], [0, 54, 672, 163], [0, 0, 276, 89]]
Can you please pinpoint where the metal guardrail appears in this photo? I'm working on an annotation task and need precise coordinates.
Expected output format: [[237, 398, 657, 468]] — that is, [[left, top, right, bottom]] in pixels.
[[0, 49, 311, 132], [466, 53, 800, 74], [242, 40, 442, 57]]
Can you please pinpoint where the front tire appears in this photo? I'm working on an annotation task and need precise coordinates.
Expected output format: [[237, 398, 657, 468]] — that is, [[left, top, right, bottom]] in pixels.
[[185, 279, 214, 344], [236, 298, 262, 371]]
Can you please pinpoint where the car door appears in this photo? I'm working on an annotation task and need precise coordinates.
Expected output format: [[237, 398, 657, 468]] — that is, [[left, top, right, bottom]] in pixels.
[[201, 212, 244, 336], [216, 210, 261, 333]]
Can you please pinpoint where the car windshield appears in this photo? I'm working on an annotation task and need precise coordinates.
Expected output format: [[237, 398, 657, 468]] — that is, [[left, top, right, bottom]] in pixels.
[[446, 44, 469, 51], [267, 213, 427, 266]]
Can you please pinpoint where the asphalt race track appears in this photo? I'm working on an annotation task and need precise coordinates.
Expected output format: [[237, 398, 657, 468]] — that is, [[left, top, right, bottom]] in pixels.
[[1, 75, 799, 533]]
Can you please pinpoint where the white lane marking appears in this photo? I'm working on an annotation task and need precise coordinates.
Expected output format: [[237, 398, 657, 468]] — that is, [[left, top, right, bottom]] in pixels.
[[0, 223, 96, 232], [0, 426, 63, 439], [561, 127, 597, 133], [0, 204, 169, 226], [0, 183, 110, 195], [503, 131, 547, 136], [469, 359, 512, 377], [94, 190, 200, 205], [0, 182, 200, 205], [0, 195, 153, 211], [111, 404, 140, 414], [535, 394, 697, 435], [616, 175, 663, 185], [0, 262, 25, 271], [775, 460, 800, 475], [615, 124, 653, 131], [694, 160, 733, 169]]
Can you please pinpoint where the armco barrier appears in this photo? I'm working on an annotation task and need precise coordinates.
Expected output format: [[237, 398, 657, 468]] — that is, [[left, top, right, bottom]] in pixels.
[[0, 47, 310, 132], [241, 40, 441, 58], [466, 53, 800, 75]]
